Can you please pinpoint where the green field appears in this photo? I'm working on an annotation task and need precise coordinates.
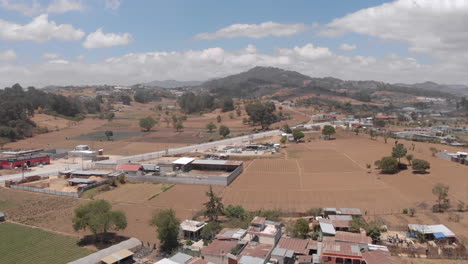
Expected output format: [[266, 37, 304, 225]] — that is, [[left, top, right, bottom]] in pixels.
[[0, 222, 92, 264]]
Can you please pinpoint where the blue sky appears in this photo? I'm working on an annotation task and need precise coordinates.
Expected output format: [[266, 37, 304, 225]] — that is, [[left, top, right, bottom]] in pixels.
[[0, 0, 466, 86]]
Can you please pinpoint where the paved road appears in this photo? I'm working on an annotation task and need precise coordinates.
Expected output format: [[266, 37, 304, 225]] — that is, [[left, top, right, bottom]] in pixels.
[[0, 130, 281, 183]]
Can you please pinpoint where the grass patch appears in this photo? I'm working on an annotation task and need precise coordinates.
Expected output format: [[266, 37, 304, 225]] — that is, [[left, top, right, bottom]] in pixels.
[[148, 184, 175, 200], [102, 123, 131, 128], [80, 184, 111, 199], [0, 222, 93, 264], [0, 200, 16, 210]]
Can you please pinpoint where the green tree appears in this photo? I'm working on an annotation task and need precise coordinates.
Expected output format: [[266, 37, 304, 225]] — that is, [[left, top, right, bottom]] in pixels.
[[106, 112, 115, 122], [72, 200, 127, 242], [200, 221, 222, 243], [282, 124, 292, 133], [392, 143, 407, 163], [204, 186, 224, 221], [245, 101, 277, 130], [349, 217, 367, 233], [379, 156, 399, 174], [412, 159, 430, 173], [366, 221, 382, 243], [104, 130, 113, 141], [280, 136, 287, 144], [406, 154, 414, 166], [292, 130, 305, 141], [150, 209, 180, 253], [321, 125, 336, 139], [206, 122, 217, 132], [221, 98, 235, 112], [175, 121, 184, 132], [292, 218, 309, 239], [306, 208, 322, 217], [432, 183, 450, 212], [219, 125, 230, 137], [139, 116, 157, 132], [225, 205, 248, 220]]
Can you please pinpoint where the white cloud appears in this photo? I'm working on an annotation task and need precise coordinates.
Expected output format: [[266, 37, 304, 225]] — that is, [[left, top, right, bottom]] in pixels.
[[195, 21, 307, 40], [320, 0, 468, 63], [1, 43, 466, 88], [0, 14, 85, 42], [105, 0, 121, 9], [42, 53, 61, 59], [47, 0, 83, 13], [339, 43, 356, 51], [0, 49, 16, 61], [1, 0, 82, 15], [83, 28, 133, 48], [0, 0, 41, 16]]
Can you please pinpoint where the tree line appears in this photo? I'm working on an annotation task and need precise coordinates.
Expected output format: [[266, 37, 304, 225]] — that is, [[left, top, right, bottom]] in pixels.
[[0, 84, 103, 141]]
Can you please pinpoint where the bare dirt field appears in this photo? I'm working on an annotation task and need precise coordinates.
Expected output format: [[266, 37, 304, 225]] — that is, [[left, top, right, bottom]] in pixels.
[[223, 131, 468, 217], [94, 182, 173, 203]]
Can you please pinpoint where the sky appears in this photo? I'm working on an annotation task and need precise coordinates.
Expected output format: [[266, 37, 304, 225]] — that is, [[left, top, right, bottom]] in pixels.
[[0, 0, 468, 87]]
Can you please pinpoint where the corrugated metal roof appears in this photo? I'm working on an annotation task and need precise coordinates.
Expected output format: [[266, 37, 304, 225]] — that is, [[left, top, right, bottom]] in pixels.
[[319, 220, 336, 235], [70, 170, 111, 176], [408, 224, 455, 237], [238, 255, 264, 264], [329, 215, 352, 221], [271, 247, 294, 258], [277, 237, 309, 254], [180, 220, 206, 232], [201, 240, 238, 256], [169, 252, 193, 264], [215, 228, 246, 240], [67, 238, 141, 264], [68, 178, 96, 184], [191, 160, 243, 166], [334, 231, 372, 244], [100, 249, 133, 264], [154, 258, 180, 264], [338, 208, 362, 215], [361, 250, 399, 264], [172, 157, 195, 165]]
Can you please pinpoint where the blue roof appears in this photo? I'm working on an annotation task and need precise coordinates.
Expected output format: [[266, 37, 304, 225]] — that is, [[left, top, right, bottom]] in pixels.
[[434, 232, 446, 239]]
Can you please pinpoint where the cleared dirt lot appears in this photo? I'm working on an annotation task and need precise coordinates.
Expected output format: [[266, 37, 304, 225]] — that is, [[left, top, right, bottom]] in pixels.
[[95, 182, 173, 203]]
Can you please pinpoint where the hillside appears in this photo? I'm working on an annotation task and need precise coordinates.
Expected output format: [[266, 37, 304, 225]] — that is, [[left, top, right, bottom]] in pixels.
[[201, 66, 459, 101], [140, 80, 203, 88]]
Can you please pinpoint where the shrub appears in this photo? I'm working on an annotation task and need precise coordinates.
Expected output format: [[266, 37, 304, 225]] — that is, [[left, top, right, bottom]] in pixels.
[[379, 156, 399, 174], [402, 208, 408, 214], [409, 208, 416, 217], [412, 159, 430, 173]]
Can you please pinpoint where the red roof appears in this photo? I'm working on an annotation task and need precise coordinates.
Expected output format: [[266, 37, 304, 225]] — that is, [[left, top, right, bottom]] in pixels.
[[277, 237, 309, 254], [362, 250, 400, 264], [201, 240, 238, 256], [115, 164, 142, 171], [239, 242, 272, 259], [334, 231, 372, 244], [375, 115, 390, 119], [332, 220, 350, 228]]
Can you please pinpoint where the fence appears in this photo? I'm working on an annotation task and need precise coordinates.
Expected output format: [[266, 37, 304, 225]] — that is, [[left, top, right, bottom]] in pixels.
[[78, 178, 113, 196], [10, 184, 80, 197]]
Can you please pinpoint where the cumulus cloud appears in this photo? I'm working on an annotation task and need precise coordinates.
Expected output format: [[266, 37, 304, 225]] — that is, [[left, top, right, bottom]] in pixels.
[[0, 49, 17, 61], [47, 0, 83, 13], [1, 43, 466, 88], [83, 28, 133, 48], [1, 0, 82, 15], [42, 53, 61, 59], [0, 14, 85, 42], [320, 0, 468, 62], [105, 0, 121, 9], [195, 21, 307, 40], [339, 43, 356, 51]]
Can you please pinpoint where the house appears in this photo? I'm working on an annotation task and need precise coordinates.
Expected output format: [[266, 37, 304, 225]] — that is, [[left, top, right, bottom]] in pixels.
[[320, 241, 364, 264], [319, 219, 336, 237], [361, 250, 400, 264], [232, 242, 273, 264], [180, 220, 206, 241], [115, 164, 143, 176], [201, 240, 239, 264], [245, 217, 282, 245], [271, 237, 313, 264], [408, 224, 456, 243], [334, 231, 372, 245], [215, 228, 247, 241], [160, 252, 213, 264]]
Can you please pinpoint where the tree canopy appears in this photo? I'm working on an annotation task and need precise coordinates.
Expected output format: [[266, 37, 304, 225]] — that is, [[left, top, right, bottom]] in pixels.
[[219, 125, 230, 137], [292, 218, 309, 239], [72, 200, 127, 241], [378, 156, 399, 174], [177, 92, 215, 114], [151, 209, 180, 253], [206, 122, 216, 132], [432, 183, 450, 212], [204, 186, 224, 221], [139, 116, 157, 131], [392, 144, 407, 163], [412, 159, 430, 173], [321, 125, 336, 139], [292, 130, 305, 141], [245, 101, 277, 130]]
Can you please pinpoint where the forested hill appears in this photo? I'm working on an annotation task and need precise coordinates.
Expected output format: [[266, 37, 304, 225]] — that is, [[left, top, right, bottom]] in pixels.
[[202, 66, 460, 99], [0, 84, 101, 141]]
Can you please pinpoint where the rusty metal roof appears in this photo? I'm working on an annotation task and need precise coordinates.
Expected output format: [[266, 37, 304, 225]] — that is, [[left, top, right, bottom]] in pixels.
[[277, 237, 309, 254], [334, 231, 372, 244], [361, 250, 400, 264], [201, 240, 238, 256]]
